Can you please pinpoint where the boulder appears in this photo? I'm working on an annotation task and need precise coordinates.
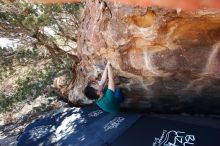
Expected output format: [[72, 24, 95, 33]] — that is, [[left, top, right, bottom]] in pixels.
[[70, 0, 220, 114]]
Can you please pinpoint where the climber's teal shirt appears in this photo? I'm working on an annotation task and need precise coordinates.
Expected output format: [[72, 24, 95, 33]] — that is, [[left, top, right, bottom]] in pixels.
[[95, 89, 120, 114]]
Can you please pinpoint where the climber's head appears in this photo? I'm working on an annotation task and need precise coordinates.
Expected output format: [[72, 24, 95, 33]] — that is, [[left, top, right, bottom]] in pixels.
[[84, 82, 102, 100]]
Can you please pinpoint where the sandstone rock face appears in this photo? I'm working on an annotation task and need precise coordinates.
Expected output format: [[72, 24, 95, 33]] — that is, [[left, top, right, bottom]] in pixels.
[[70, 0, 220, 114]]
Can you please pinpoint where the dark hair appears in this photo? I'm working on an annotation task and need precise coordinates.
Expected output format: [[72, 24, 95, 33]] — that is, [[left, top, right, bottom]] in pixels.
[[84, 85, 99, 100]]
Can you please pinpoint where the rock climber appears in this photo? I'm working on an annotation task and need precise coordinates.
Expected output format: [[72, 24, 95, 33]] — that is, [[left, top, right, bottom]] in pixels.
[[84, 61, 124, 114]]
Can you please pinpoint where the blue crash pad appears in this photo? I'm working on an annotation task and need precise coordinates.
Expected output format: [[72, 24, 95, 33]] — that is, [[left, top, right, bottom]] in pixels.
[[17, 106, 140, 146], [112, 115, 220, 146]]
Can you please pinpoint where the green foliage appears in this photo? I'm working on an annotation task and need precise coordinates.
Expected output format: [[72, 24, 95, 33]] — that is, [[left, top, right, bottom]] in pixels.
[[0, 3, 53, 32], [0, 1, 84, 35], [0, 66, 55, 113], [47, 52, 75, 82], [63, 3, 84, 13], [0, 1, 84, 113], [0, 47, 42, 81], [0, 48, 74, 113]]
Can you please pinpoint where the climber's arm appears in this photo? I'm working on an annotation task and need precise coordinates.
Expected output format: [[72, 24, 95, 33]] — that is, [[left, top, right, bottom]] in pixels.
[[98, 62, 109, 89], [107, 62, 115, 92]]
